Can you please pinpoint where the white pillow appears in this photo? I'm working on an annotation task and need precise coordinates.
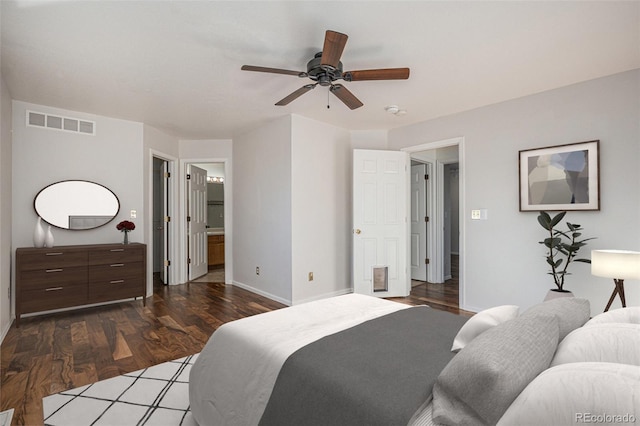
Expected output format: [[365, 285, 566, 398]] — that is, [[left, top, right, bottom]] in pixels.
[[451, 305, 519, 352], [551, 322, 640, 366], [497, 363, 640, 426], [586, 306, 640, 325]]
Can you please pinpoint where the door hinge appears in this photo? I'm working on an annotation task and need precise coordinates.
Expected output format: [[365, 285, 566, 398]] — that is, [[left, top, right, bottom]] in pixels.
[[164, 216, 171, 222], [425, 258, 430, 265], [186, 174, 191, 180], [164, 172, 171, 178], [188, 258, 191, 264], [187, 216, 191, 222], [425, 174, 429, 180], [164, 260, 171, 267], [425, 216, 429, 222]]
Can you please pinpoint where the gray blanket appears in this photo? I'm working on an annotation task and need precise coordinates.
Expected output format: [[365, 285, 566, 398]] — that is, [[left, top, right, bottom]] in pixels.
[[258, 306, 468, 426]]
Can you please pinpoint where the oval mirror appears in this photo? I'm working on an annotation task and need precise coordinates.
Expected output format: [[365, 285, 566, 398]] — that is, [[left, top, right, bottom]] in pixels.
[[34, 180, 120, 230]]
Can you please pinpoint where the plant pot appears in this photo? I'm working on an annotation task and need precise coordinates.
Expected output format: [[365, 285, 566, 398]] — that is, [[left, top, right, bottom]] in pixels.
[[544, 289, 574, 301]]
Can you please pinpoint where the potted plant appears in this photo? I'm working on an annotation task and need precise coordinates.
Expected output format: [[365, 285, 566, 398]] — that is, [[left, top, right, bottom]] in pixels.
[[537, 211, 595, 297]]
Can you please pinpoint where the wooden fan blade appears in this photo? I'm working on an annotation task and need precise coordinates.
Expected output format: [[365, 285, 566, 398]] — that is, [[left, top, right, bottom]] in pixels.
[[330, 84, 363, 110], [241, 65, 307, 77], [320, 30, 348, 69], [345, 68, 410, 81], [275, 84, 317, 106]]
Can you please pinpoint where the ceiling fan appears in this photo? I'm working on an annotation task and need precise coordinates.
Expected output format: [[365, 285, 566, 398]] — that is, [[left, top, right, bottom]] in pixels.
[[241, 30, 410, 110]]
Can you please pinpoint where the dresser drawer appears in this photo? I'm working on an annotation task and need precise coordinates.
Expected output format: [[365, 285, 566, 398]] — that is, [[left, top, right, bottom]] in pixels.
[[19, 266, 87, 290], [89, 261, 144, 282], [89, 245, 145, 265], [20, 283, 88, 314], [17, 249, 88, 271], [89, 279, 143, 303]]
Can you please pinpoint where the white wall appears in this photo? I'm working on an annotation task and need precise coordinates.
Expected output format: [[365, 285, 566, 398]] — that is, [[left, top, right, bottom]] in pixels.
[[389, 69, 640, 316], [351, 130, 388, 150], [291, 115, 351, 304], [179, 139, 233, 284], [232, 117, 293, 304], [11, 101, 145, 321], [180, 139, 232, 159], [0, 76, 12, 340], [12, 101, 145, 248]]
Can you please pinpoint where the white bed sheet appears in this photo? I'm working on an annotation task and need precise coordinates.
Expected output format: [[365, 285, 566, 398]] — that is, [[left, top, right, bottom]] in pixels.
[[189, 293, 412, 426]]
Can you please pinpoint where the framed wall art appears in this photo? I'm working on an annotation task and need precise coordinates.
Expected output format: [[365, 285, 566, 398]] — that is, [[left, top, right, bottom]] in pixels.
[[519, 140, 599, 211]]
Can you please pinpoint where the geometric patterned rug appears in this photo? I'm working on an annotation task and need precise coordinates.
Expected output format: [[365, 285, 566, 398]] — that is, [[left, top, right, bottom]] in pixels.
[[43, 354, 198, 426]]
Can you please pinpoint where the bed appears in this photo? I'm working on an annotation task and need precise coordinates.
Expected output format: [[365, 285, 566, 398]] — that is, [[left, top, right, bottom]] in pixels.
[[189, 293, 640, 426]]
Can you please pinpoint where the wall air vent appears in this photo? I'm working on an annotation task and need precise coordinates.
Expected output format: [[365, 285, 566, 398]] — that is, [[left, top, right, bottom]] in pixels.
[[26, 110, 95, 135]]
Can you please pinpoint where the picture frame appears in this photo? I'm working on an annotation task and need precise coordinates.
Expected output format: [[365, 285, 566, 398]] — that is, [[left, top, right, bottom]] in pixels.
[[519, 140, 599, 211]]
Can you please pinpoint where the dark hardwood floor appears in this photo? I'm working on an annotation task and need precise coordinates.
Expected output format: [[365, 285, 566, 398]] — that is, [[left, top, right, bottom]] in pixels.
[[0, 259, 466, 425], [396, 254, 462, 313]]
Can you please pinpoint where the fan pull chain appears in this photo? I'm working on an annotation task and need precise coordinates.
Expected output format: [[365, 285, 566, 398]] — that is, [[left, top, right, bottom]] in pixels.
[[327, 89, 330, 109]]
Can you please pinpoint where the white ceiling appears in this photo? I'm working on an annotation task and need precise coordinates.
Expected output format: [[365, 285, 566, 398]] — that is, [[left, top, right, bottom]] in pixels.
[[2, 1, 639, 140]]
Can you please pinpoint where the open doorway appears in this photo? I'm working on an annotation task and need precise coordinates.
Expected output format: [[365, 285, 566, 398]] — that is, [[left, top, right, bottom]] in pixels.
[[404, 138, 463, 310], [188, 162, 226, 283], [152, 156, 171, 285]]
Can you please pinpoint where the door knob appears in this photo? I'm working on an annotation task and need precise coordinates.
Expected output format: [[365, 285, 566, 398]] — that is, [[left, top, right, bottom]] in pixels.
[[354, 229, 361, 234]]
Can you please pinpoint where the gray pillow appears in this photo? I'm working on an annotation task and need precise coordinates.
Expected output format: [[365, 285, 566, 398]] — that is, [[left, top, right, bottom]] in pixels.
[[432, 314, 559, 426], [522, 297, 590, 341]]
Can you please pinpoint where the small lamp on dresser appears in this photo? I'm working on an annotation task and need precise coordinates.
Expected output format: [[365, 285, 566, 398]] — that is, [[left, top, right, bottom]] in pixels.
[[591, 250, 640, 312]]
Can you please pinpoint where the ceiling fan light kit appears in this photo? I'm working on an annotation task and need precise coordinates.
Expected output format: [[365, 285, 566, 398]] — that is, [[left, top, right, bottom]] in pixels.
[[241, 30, 410, 110]]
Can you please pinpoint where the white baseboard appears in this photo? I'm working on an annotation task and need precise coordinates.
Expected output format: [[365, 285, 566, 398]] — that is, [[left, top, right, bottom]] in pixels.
[[0, 319, 12, 346], [229, 281, 353, 307], [231, 280, 292, 306], [292, 288, 353, 306]]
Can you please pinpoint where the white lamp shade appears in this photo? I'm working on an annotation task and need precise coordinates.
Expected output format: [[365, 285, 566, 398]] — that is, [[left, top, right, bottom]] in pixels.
[[591, 250, 640, 280]]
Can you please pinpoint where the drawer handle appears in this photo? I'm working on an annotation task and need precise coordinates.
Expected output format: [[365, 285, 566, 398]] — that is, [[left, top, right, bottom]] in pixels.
[[110, 249, 125, 252], [45, 287, 63, 292], [110, 280, 124, 284], [45, 252, 63, 256], [45, 268, 63, 273], [110, 263, 125, 267]]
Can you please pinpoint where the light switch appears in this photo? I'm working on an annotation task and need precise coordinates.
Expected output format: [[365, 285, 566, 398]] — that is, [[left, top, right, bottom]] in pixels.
[[471, 209, 488, 220], [130, 210, 137, 219]]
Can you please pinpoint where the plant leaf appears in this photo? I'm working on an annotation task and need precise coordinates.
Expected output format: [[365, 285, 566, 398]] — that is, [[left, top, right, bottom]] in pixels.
[[550, 211, 566, 228], [538, 212, 551, 230]]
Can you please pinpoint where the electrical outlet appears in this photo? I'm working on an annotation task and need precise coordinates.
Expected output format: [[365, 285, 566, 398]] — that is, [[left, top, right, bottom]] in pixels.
[[130, 209, 137, 219], [308, 272, 314, 281], [256, 267, 260, 275]]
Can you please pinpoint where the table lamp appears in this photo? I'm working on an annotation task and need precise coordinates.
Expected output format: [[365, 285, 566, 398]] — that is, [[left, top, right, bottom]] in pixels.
[[591, 250, 640, 312]]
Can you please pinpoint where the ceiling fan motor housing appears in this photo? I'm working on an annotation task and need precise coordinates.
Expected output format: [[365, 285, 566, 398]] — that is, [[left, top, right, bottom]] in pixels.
[[307, 52, 343, 86]]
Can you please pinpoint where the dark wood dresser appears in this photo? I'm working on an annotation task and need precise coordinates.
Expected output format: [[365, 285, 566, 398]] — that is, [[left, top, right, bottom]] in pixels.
[[15, 243, 146, 326]]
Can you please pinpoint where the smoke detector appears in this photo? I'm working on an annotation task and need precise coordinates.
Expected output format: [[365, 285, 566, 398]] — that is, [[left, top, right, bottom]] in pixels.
[[385, 105, 406, 115]]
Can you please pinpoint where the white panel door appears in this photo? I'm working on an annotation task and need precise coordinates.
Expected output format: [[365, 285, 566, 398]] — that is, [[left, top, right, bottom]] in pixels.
[[353, 149, 409, 297], [188, 165, 208, 280], [410, 164, 427, 281]]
